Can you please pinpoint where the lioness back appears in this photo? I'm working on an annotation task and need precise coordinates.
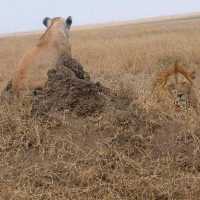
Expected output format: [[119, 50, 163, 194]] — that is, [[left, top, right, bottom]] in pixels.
[[12, 16, 72, 96]]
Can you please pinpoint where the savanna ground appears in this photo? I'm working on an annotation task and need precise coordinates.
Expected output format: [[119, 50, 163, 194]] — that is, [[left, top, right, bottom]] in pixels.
[[1, 16, 200, 199]]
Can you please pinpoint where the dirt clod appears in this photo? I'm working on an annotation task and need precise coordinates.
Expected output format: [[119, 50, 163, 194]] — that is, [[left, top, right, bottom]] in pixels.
[[31, 58, 107, 116]]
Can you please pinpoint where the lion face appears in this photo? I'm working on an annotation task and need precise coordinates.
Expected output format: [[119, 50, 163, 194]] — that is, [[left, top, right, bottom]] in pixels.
[[152, 61, 199, 113], [167, 81, 193, 110]]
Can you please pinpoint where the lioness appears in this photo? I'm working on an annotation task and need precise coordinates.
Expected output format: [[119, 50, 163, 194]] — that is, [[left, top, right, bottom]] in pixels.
[[152, 61, 199, 113], [11, 16, 72, 96]]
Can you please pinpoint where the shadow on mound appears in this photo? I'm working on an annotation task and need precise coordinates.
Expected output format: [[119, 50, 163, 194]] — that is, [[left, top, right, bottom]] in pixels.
[[31, 58, 109, 117]]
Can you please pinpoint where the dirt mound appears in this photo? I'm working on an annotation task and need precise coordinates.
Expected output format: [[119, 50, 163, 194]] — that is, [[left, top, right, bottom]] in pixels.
[[63, 58, 90, 80], [31, 58, 107, 116]]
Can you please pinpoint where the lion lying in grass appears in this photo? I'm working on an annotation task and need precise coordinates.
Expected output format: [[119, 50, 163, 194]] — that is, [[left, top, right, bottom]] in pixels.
[[11, 16, 72, 96], [152, 61, 199, 113]]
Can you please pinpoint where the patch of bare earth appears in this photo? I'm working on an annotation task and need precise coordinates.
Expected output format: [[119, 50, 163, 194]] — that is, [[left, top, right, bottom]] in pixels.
[[31, 58, 107, 117]]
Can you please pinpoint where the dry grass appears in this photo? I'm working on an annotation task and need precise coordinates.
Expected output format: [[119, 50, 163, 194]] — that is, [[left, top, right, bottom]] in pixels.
[[1, 16, 200, 199]]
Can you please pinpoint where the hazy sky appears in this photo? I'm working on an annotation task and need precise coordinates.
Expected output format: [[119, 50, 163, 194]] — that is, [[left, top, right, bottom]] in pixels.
[[1, 0, 200, 33]]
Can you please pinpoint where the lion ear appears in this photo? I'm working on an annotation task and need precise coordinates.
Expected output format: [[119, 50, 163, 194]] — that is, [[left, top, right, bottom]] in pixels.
[[43, 17, 51, 27], [66, 16, 72, 29]]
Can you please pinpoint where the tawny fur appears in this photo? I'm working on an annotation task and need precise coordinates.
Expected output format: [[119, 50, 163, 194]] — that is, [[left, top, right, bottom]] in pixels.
[[12, 17, 72, 96]]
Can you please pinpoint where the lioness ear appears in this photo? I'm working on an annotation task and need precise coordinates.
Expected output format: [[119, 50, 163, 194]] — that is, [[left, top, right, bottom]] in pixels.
[[43, 17, 51, 27], [66, 16, 72, 29]]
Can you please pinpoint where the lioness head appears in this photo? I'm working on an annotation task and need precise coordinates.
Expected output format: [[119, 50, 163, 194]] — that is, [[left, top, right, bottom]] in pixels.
[[43, 16, 72, 30], [39, 16, 73, 56]]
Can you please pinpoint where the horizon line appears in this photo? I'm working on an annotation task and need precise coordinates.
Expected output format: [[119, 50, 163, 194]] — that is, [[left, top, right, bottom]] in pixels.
[[0, 11, 199, 38]]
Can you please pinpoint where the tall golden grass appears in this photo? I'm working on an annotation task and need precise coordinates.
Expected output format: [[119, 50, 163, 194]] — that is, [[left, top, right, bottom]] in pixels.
[[1, 16, 200, 199]]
